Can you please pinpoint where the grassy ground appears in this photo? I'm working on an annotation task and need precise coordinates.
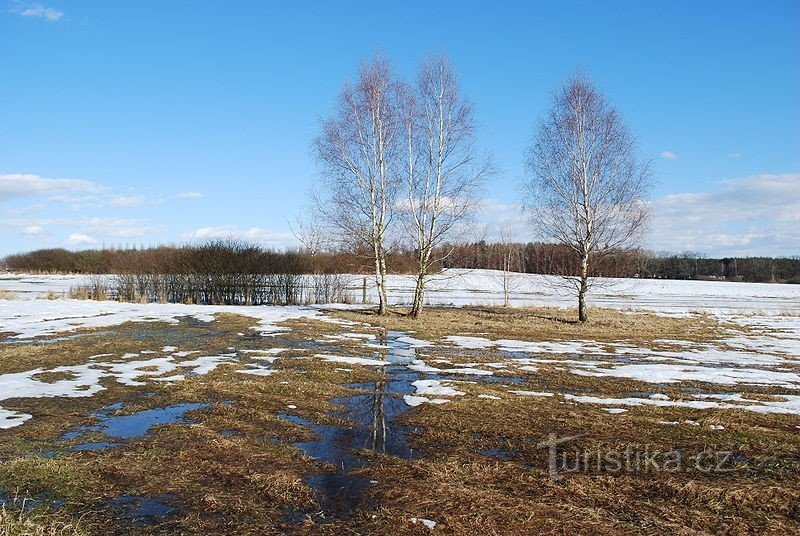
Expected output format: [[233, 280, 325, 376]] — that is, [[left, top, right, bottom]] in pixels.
[[332, 305, 727, 346], [0, 306, 798, 534]]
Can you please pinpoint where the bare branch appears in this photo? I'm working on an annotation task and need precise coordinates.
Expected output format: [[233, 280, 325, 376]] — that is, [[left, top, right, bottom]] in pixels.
[[523, 73, 653, 321]]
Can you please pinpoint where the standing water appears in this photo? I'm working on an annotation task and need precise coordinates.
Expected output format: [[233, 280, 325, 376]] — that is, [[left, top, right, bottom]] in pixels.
[[279, 331, 424, 521]]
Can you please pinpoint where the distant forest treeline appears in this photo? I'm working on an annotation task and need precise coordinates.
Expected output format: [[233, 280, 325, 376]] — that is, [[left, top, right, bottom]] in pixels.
[[3, 241, 799, 284], [443, 241, 800, 283]]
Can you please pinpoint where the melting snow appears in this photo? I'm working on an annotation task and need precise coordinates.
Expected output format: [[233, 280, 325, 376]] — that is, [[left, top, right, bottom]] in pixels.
[[0, 348, 244, 428], [410, 517, 436, 529], [564, 393, 800, 415], [0, 300, 324, 339], [0, 408, 31, 429], [509, 390, 554, 397], [403, 395, 449, 407], [313, 354, 389, 366], [411, 379, 464, 397], [570, 363, 800, 389]]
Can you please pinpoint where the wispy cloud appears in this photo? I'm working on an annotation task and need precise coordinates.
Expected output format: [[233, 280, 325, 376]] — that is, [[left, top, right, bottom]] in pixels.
[[9, 2, 63, 21], [66, 233, 96, 245], [649, 173, 800, 256], [486, 174, 800, 257], [108, 195, 145, 208], [659, 150, 678, 160], [2, 203, 45, 217], [181, 226, 296, 248], [176, 192, 204, 200], [0, 173, 102, 202], [21, 225, 46, 237], [2, 215, 167, 250], [727, 152, 742, 159]]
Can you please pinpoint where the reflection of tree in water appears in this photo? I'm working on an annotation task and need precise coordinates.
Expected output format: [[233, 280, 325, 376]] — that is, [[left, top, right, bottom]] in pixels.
[[369, 380, 388, 452], [281, 332, 421, 520], [347, 374, 411, 456]]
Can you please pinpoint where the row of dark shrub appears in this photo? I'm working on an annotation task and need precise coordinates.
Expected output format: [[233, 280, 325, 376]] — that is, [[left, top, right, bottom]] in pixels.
[[2, 240, 426, 275], [69, 272, 353, 305]]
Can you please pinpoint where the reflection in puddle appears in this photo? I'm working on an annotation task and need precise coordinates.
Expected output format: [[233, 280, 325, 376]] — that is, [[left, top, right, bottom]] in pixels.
[[280, 331, 424, 521]]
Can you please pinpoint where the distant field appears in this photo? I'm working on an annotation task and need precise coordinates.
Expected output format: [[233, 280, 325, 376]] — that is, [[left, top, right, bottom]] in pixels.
[[3, 268, 800, 313]]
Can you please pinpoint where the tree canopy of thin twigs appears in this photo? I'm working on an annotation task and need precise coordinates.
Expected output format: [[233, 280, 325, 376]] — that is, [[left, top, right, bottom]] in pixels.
[[524, 73, 653, 322], [312, 54, 488, 317], [313, 57, 401, 315], [400, 55, 491, 317]]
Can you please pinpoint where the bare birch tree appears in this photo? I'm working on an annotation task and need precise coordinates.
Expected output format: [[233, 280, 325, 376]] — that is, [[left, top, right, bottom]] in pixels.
[[401, 55, 490, 318], [313, 57, 400, 315], [493, 227, 525, 307], [524, 74, 652, 322]]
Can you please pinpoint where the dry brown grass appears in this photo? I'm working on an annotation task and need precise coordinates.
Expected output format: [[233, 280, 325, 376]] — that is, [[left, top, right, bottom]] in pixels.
[[331, 305, 730, 346], [0, 505, 88, 536], [0, 308, 797, 534]]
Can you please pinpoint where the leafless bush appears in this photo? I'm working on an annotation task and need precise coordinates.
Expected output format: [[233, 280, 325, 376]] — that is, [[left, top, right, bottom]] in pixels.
[[68, 275, 111, 301], [111, 272, 350, 305]]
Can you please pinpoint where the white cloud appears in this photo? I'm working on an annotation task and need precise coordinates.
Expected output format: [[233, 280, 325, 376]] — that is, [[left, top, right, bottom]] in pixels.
[[2, 203, 45, 217], [81, 217, 166, 239], [493, 174, 799, 257], [176, 192, 204, 200], [108, 195, 145, 208], [477, 199, 528, 241], [181, 226, 297, 249], [66, 233, 96, 245], [2, 216, 166, 248], [21, 225, 45, 236], [648, 173, 800, 256], [0, 174, 102, 202], [659, 150, 678, 160], [727, 152, 742, 159], [9, 2, 63, 21]]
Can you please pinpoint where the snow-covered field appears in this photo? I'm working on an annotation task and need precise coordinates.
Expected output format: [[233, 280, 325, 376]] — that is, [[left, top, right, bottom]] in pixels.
[[3, 269, 799, 314], [1, 270, 799, 429], [375, 269, 800, 315], [0, 299, 325, 340]]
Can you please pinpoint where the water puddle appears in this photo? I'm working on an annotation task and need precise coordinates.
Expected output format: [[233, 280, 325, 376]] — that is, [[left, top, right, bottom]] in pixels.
[[280, 331, 424, 522], [0, 487, 65, 511], [0, 330, 114, 346], [128, 319, 227, 346], [482, 446, 515, 461], [64, 402, 210, 450], [109, 494, 177, 525], [74, 441, 121, 451]]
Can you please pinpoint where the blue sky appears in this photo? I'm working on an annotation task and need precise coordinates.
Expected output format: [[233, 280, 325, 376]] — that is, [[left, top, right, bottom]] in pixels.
[[1, 0, 799, 257]]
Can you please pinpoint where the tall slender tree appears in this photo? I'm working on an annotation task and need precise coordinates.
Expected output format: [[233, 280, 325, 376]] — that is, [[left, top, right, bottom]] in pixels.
[[313, 57, 401, 315], [524, 74, 652, 322], [401, 55, 490, 318]]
